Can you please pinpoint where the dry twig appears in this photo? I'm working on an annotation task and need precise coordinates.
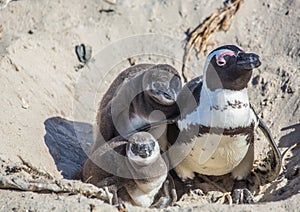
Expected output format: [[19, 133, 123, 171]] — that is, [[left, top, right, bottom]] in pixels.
[[0, 24, 3, 41], [0, 157, 112, 202], [182, 0, 243, 82]]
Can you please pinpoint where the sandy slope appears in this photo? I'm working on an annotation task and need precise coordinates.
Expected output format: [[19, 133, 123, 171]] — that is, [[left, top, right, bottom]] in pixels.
[[0, 0, 299, 211]]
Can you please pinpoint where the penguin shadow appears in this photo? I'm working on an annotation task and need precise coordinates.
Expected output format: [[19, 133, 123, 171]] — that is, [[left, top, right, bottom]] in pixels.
[[279, 123, 300, 149], [279, 123, 300, 181], [44, 117, 94, 179], [260, 123, 300, 202]]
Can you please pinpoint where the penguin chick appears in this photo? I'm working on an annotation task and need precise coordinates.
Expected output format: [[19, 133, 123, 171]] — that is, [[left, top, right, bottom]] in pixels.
[[82, 132, 169, 208], [92, 64, 181, 153], [167, 45, 263, 204]]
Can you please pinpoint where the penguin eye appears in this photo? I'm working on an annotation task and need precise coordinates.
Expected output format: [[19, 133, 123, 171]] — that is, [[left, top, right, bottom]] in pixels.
[[150, 140, 156, 149], [170, 76, 181, 91], [216, 59, 226, 66], [152, 82, 160, 89], [130, 143, 139, 154], [216, 51, 235, 67]]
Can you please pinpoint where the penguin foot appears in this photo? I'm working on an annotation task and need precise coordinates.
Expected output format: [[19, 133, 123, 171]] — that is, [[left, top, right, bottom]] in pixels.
[[116, 202, 127, 212], [151, 177, 178, 208], [168, 174, 178, 205], [232, 188, 253, 204], [151, 196, 170, 209], [182, 178, 194, 194], [103, 186, 114, 205], [231, 180, 254, 204], [97, 176, 125, 205]]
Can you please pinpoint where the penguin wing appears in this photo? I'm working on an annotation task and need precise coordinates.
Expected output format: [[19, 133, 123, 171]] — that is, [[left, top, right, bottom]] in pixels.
[[83, 137, 129, 186], [250, 105, 282, 182], [257, 118, 282, 181]]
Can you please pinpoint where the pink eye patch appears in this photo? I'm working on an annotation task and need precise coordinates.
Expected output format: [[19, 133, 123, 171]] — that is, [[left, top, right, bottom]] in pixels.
[[216, 51, 235, 66]]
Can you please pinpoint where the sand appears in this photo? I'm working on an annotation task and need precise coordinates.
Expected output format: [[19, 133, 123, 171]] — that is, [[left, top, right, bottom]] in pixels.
[[0, 0, 299, 211]]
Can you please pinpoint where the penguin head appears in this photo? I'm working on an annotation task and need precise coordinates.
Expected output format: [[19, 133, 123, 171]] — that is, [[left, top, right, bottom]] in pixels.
[[142, 64, 182, 105], [126, 132, 160, 166], [203, 45, 261, 91]]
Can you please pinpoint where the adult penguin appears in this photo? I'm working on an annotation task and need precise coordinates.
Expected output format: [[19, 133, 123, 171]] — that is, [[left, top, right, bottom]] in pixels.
[[167, 45, 281, 203]]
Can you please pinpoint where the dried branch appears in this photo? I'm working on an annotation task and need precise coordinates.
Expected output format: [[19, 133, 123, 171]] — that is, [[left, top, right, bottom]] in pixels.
[[0, 156, 112, 202], [182, 0, 243, 82]]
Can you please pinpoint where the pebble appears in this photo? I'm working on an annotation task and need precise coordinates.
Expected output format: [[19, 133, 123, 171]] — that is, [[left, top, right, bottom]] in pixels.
[[21, 98, 29, 109], [103, 0, 116, 5]]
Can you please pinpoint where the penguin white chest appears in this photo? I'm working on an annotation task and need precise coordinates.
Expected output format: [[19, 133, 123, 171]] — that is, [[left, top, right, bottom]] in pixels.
[[126, 175, 167, 207], [178, 133, 250, 177]]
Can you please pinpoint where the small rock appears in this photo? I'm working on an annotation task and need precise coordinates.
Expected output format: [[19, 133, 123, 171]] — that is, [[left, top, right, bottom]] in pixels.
[[75, 44, 92, 64], [103, 0, 116, 5], [127, 57, 136, 66], [99, 9, 115, 14], [252, 75, 260, 86], [285, 10, 289, 16], [287, 86, 294, 94], [21, 98, 29, 109], [208, 191, 223, 199], [287, 165, 300, 180]]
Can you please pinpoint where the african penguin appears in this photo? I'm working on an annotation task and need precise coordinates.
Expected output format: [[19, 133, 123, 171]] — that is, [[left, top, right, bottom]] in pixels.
[[167, 45, 262, 203], [82, 132, 170, 207], [91, 64, 181, 153]]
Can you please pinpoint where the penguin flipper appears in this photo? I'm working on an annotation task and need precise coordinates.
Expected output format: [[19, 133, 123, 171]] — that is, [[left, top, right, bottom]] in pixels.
[[256, 119, 282, 182], [151, 173, 177, 208]]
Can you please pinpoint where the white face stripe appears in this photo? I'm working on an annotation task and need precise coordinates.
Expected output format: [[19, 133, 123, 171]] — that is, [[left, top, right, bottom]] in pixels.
[[127, 141, 160, 166], [203, 45, 245, 76], [203, 49, 235, 89], [216, 51, 235, 66], [203, 49, 235, 74]]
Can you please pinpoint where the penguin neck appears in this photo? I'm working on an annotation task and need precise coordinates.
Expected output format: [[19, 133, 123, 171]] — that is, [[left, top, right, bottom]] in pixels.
[[128, 156, 167, 180], [200, 84, 250, 108], [197, 83, 252, 129]]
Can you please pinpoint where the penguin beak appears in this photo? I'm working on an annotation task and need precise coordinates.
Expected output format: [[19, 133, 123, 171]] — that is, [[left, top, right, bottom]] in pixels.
[[161, 90, 173, 101], [153, 89, 176, 103], [236, 52, 261, 70], [139, 144, 153, 158], [164, 89, 177, 101]]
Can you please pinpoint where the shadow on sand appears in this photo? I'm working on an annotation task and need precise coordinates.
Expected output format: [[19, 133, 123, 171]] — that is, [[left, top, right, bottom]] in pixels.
[[44, 117, 94, 179], [279, 123, 300, 179], [279, 123, 300, 148], [261, 123, 300, 201]]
